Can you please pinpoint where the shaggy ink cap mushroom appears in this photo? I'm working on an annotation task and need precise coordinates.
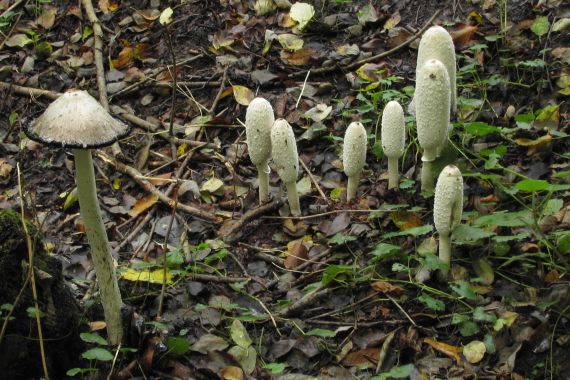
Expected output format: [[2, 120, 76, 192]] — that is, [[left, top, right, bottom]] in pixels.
[[342, 121, 367, 201], [245, 97, 275, 203], [271, 119, 301, 216], [433, 165, 463, 274], [25, 89, 131, 149], [24, 89, 128, 345], [381, 101, 405, 189]]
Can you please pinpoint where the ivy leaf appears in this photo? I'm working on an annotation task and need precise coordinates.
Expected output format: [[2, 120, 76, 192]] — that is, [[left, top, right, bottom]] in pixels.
[[80, 333, 108, 345], [531, 16, 550, 36], [453, 225, 495, 241], [306, 328, 336, 338], [450, 280, 477, 300], [418, 294, 445, 311], [328, 233, 357, 245], [418, 253, 449, 272], [82, 348, 114, 361], [516, 179, 550, 192]]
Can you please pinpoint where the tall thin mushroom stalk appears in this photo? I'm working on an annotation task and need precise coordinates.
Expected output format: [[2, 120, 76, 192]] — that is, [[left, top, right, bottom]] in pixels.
[[24, 90, 129, 345]]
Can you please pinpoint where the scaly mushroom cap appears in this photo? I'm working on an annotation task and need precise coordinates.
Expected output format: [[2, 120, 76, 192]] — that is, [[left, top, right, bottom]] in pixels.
[[381, 101, 405, 159], [416, 25, 457, 114], [25, 89, 131, 149], [343, 121, 367, 177], [271, 119, 298, 183], [415, 59, 450, 162], [433, 165, 463, 236], [245, 97, 274, 167]]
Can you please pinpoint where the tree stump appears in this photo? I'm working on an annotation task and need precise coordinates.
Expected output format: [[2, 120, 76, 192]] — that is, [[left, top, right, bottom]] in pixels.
[[0, 209, 83, 378]]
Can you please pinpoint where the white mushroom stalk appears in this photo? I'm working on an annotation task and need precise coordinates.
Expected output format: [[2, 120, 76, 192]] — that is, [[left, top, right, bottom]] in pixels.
[[412, 25, 457, 115], [415, 59, 451, 192], [245, 97, 274, 203], [381, 101, 405, 189], [25, 90, 130, 345], [343, 121, 367, 200], [271, 119, 301, 216], [433, 165, 463, 275]]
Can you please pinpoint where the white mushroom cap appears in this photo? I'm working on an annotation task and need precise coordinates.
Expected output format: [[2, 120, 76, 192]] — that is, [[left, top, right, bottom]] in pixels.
[[342, 121, 367, 177], [433, 165, 463, 236], [416, 25, 457, 114], [25, 89, 131, 149], [381, 101, 405, 158], [415, 59, 450, 162], [271, 119, 298, 183], [245, 97, 274, 168]]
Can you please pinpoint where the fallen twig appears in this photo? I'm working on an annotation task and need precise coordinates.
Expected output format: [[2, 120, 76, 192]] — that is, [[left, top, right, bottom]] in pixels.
[[277, 285, 332, 318], [221, 199, 284, 244]]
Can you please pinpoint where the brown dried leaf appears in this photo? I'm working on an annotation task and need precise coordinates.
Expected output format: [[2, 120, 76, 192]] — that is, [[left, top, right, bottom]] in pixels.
[[281, 47, 315, 65], [36, 9, 56, 29], [449, 25, 478, 46], [128, 194, 159, 217], [341, 348, 380, 367], [284, 243, 308, 269]]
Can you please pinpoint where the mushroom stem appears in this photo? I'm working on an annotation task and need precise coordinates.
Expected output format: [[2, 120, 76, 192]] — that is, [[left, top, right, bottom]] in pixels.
[[438, 234, 452, 275], [285, 180, 301, 216], [74, 149, 123, 345], [346, 175, 359, 200], [256, 159, 270, 203], [421, 160, 434, 192], [387, 157, 399, 189]]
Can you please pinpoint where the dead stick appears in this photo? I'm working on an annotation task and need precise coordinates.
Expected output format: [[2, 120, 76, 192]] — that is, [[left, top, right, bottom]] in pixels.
[[0, 82, 61, 101], [221, 199, 284, 243], [277, 286, 332, 318], [299, 157, 327, 199]]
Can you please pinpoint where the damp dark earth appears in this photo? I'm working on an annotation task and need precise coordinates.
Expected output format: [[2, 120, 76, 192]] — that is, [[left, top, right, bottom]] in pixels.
[[1, 0, 570, 379]]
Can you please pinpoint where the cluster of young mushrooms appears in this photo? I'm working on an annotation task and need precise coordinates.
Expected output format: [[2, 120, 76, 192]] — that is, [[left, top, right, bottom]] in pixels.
[[246, 25, 464, 279], [18, 26, 463, 345]]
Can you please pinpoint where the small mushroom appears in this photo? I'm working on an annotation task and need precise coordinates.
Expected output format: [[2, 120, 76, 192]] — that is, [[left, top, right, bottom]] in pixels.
[[25, 89, 130, 345], [381, 101, 405, 189], [343, 121, 367, 200], [245, 97, 274, 203], [410, 25, 457, 115], [271, 119, 301, 216], [415, 59, 451, 192], [433, 165, 463, 275]]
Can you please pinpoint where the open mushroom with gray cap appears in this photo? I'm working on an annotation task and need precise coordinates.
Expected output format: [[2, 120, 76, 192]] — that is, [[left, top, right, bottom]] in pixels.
[[25, 89, 131, 345]]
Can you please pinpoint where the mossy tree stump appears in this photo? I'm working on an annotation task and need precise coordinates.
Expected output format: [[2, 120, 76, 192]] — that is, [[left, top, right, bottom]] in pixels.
[[0, 209, 83, 378]]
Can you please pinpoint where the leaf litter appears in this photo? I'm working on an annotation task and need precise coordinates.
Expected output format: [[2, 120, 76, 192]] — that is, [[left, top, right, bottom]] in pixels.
[[0, 0, 570, 379]]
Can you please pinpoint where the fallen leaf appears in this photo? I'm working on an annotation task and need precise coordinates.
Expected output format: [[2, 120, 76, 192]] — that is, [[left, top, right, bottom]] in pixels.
[[232, 85, 255, 106], [128, 194, 159, 217], [121, 268, 173, 284], [463, 340, 486, 363], [423, 338, 463, 362]]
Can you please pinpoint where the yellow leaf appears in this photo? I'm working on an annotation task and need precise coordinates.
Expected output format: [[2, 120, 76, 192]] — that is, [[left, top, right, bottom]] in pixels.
[[232, 85, 255, 106], [177, 143, 188, 156], [391, 211, 422, 231], [121, 268, 173, 284], [113, 177, 121, 190]]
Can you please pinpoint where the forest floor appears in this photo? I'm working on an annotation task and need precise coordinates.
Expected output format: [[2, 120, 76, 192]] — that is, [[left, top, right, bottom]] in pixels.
[[1, 0, 570, 379]]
